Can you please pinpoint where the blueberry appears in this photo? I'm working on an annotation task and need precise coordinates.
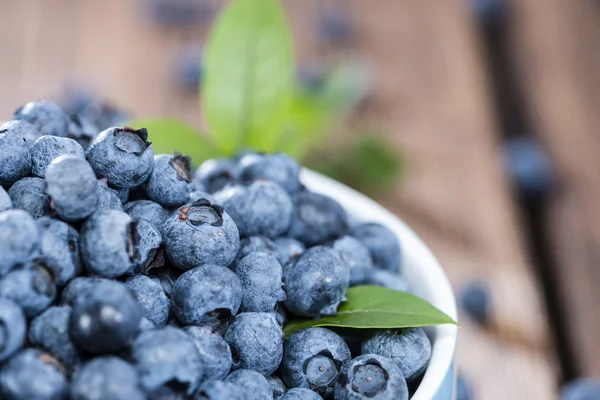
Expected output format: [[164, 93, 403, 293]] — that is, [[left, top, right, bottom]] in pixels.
[[69, 280, 142, 354], [0, 129, 31, 186], [129, 218, 163, 274], [350, 223, 401, 273], [0, 264, 56, 318], [14, 100, 70, 137], [96, 181, 123, 210], [561, 378, 600, 400], [71, 356, 145, 400], [284, 246, 349, 317], [224, 312, 284, 375], [132, 326, 203, 397], [175, 47, 203, 91], [0, 120, 41, 148], [143, 153, 193, 207], [145, 0, 214, 27], [216, 180, 293, 239], [0, 299, 26, 362], [274, 237, 305, 267], [28, 306, 80, 368], [225, 369, 274, 400], [334, 354, 408, 400], [361, 328, 431, 383], [367, 270, 410, 293], [317, 4, 355, 46], [189, 189, 216, 204], [456, 374, 472, 400], [235, 236, 277, 265], [460, 280, 491, 324], [0, 186, 12, 211], [8, 177, 51, 218], [124, 199, 169, 234], [184, 325, 232, 380], [67, 113, 99, 150], [45, 155, 99, 221], [194, 158, 237, 193], [0, 349, 68, 400], [288, 191, 348, 246], [125, 275, 170, 326], [86, 127, 154, 188], [0, 210, 40, 276], [282, 388, 323, 400], [30, 135, 85, 178], [237, 153, 301, 195], [267, 375, 288, 399], [332, 236, 374, 286], [164, 199, 240, 270], [37, 217, 81, 285], [196, 380, 245, 400], [281, 328, 351, 397], [171, 264, 242, 327], [60, 276, 105, 306], [236, 253, 284, 313]]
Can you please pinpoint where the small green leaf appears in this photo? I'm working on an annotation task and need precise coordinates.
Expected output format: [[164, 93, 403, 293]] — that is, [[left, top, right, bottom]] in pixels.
[[283, 285, 457, 338], [203, 0, 294, 155], [126, 118, 218, 166]]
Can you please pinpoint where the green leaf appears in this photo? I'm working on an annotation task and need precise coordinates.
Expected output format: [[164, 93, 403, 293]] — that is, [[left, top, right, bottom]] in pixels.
[[126, 118, 218, 166], [203, 0, 294, 155], [283, 285, 457, 338]]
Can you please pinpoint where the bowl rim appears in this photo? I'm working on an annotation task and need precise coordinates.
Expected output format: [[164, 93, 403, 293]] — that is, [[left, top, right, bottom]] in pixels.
[[301, 169, 458, 400]]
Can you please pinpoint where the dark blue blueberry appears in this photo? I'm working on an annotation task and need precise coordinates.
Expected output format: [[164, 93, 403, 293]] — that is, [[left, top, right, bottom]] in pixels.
[[0, 299, 26, 362], [38, 216, 82, 285], [460, 280, 491, 324], [45, 155, 99, 221], [504, 136, 555, 197], [267, 375, 287, 399], [236, 253, 284, 313], [367, 270, 410, 292], [8, 177, 51, 218], [288, 191, 348, 246], [69, 280, 142, 354], [14, 100, 70, 137], [332, 236, 374, 286], [456, 374, 472, 400], [0, 264, 56, 318], [0, 186, 12, 211], [282, 388, 322, 400], [171, 264, 242, 326], [216, 180, 293, 239], [129, 218, 163, 274], [175, 46, 203, 91], [334, 354, 408, 400], [189, 189, 216, 204], [0, 120, 41, 148], [281, 328, 351, 397], [96, 180, 123, 210], [237, 153, 301, 195], [225, 369, 273, 400], [224, 312, 284, 376], [124, 199, 169, 234], [60, 276, 105, 306], [0, 210, 40, 276], [184, 325, 232, 381], [28, 306, 80, 368], [0, 129, 31, 186], [196, 380, 245, 400], [86, 127, 154, 188], [30, 135, 85, 178], [350, 223, 401, 273], [274, 237, 305, 267], [561, 378, 600, 400], [283, 246, 349, 317], [143, 153, 194, 207], [67, 113, 99, 150], [194, 158, 237, 193], [361, 328, 431, 383], [235, 236, 277, 265], [164, 200, 240, 270], [132, 326, 203, 397], [145, 0, 214, 27], [71, 356, 145, 400], [317, 4, 355, 46], [125, 275, 170, 326]]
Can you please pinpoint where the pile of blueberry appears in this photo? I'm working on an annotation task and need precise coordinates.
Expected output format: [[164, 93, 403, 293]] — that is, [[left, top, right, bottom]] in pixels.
[[0, 100, 432, 400]]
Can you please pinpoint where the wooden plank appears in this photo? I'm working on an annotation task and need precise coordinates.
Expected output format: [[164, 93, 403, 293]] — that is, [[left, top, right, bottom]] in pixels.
[[508, 0, 600, 378]]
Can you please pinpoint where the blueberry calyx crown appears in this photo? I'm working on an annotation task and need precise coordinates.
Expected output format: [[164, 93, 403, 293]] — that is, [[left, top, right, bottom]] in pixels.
[[178, 199, 225, 228], [169, 152, 193, 183], [113, 126, 151, 155]]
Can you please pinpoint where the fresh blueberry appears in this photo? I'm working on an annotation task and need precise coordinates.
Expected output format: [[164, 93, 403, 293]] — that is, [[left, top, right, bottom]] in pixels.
[[0, 349, 68, 400], [71, 356, 145, 400], [361, 328, 431, 383], [45, 155, 99, 221], [171, 264, 242, 327], [225, 369, 274, 400], [0, 186, 12, 211], [0, 129, 31, 186], [334, 354, 408, 400], [67, 113, 99, 150], [224, 312, 284, 376], [288, 191, 348, 246], [69, 280, 142, 354], [267, 375, 288, 399], [317, 4, 355, 46], [163, 199, 240, 270], [60, 276, 105, 306], [196, 380, 245, 400], [96, 180, 123, 210], [0, 299, 26, 362], [184, 325, 233, 381], [284, 246, 349, 317], [0, 120, 41, 148], [143, 153, 194, 207], [189, 189, 216, 204], [194, 158, 237, 193], [282, 388, 323, 400], [235, 235, 277, 265], [456, 374, 472, 400], [28, 306, 80, 368], [175, 46, 203, 91], [129, 218, 163, 274], [0, 264, 56, 318], [367, 270, 410, 293], [86, 127, 154, 188], [350, 223, 401, 273], [8, 177, 51, 218], [14, 100, 71, 137], [216, 180, 293, 239], [460, 280, 491, 324], [274, 237, 305, 267], [132, 326, 203, 397], [237, 153, 301, 195], [332, 236, 374, 286], [281, 328, 351, 397], [236, 253, 285, 313], [125, 275, 170, 326], [37, 217, 81, 286], [560, 378, 600, 400], [124, 199, 169, 234], [0, 210, 40, 276], [30, 135, 85, 178]]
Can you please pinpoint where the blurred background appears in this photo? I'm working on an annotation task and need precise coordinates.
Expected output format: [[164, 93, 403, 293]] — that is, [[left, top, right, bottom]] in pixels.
[[1, 0, 600, 399]]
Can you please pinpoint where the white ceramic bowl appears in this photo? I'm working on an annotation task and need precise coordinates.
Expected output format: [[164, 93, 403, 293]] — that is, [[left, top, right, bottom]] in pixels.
[[301, 169, 459, 400]]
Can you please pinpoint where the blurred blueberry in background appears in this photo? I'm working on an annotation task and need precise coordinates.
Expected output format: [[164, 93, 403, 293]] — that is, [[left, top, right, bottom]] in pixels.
[[504, 136, 555, 198], [317, 4, 354, 46], [144, 0, 214, 27], [460, 280, 491, 325]]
